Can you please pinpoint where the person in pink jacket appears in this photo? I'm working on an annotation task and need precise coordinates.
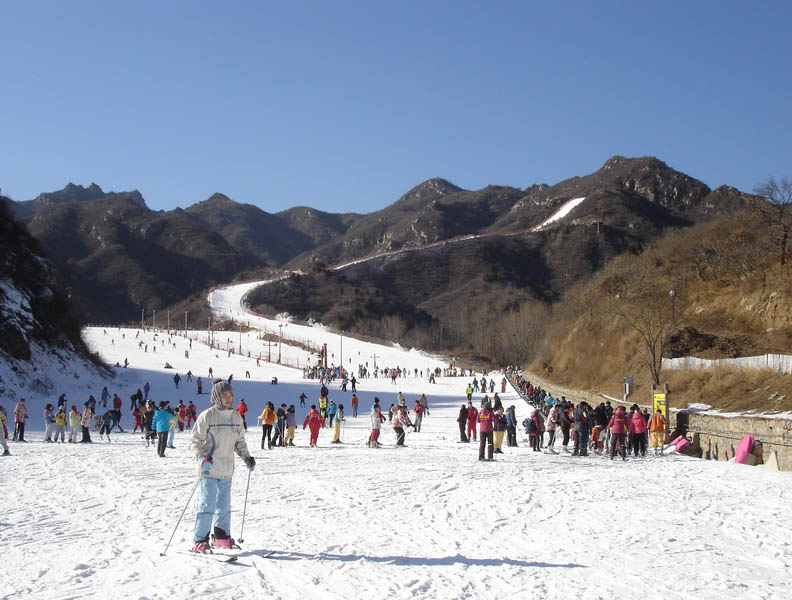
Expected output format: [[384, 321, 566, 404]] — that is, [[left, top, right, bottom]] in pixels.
[[477, 400, 495, 461], [628, 405, 648, 457], [607, 406, 629, 460]]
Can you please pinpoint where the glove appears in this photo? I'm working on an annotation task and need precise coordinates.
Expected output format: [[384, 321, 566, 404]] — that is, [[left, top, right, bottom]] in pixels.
[[200, 457, 213, 474], [244, 456, 256, 470]]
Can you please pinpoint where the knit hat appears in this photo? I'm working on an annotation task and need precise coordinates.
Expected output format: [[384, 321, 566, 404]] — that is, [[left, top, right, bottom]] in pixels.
[[210, 378, 233, 409], [71, 405, 77, 411]]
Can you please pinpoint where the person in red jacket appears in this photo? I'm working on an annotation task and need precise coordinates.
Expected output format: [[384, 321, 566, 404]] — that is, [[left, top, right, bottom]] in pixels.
[[607, 406, 629, 460], [186, 401, 197, 428], [466, 401, 478, 442], [177, 400, 187, 431], [236, 398, 249, 431], [303, 404, 324, 447], [477, 400, 495, 461], [351, 394, 359, 418], [132, 407, 143, 433]]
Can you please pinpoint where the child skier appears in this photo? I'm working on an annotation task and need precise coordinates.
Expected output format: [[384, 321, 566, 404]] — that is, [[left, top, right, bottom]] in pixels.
[[331, 404, 345, 443], [192, 379, 254, 552]]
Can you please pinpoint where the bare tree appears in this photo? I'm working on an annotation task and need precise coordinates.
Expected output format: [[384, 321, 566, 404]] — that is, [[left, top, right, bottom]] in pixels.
[[610, 280, 687, 386], [754, 177, 792, 267]]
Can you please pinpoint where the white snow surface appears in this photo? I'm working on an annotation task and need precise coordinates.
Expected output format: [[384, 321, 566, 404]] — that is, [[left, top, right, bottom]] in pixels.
[[1, 285, 791, 598], [534, 196, 586, 230]]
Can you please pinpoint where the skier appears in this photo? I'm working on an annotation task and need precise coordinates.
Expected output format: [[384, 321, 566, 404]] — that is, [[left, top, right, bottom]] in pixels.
[[477, 400, 495, 461], [327, 400, 338, 428], [79, 403, 93, 443], [572, 402, 590, 456], [144, 382, 150, 402], [392, 405, 411, 447], [13, 398, 28, 442], [101, 387, 110, 408], [299, 392, 307, 407], [271, 404, 287, 447], [331, 404, 345, 443], [186, 401, 197, 428], [236, 399, 248, 431], [466, 401, 478, 442], [351, 394, 359, 418], [413, 400, 424, 432], [174, 373, 181, 389], [629, 405, 648, 457], [369, 404, 383, 448], [492, 406, 507, 453], [53, 406, 67, 442], [505, 405, 518, 447], [283, 405, 296, 446], [197, 377, 203, 395], [257, 402, 276, 450], [132, 405, 143, 433], [545, 404, 560, 453], [303, 404, 324, 447], [68, 405, 80, 443], [608, 406, 629, 460], [457, 404, 469, 442], [43, 404, 55, 442], [143, 401, 156, 447], [648, 409, 667, 455], [191, 378, 254, 552]]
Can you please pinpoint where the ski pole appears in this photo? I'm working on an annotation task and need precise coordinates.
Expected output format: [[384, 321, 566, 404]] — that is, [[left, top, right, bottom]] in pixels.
[[238, 466, 252, 544], [160, 477, 200, 556]]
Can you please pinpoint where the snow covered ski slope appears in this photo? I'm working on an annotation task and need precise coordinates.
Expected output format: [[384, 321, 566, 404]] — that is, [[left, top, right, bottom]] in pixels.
[[1, 294, 791, 598]]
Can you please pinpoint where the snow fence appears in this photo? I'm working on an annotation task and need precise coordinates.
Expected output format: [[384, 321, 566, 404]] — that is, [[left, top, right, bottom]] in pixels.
[[662, 353, 792, 375]]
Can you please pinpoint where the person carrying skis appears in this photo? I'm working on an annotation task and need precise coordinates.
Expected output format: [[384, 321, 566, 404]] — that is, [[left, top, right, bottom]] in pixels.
[[303, 404, 324, 447], [192, 378, 254, 552]]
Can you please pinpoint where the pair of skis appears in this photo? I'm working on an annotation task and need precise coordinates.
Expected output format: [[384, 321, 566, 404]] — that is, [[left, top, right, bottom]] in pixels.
[[182, 548, 276, 563]]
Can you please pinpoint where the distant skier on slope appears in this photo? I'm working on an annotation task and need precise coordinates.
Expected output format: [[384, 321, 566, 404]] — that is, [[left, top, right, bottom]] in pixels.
[[303, 404, 324, 447]]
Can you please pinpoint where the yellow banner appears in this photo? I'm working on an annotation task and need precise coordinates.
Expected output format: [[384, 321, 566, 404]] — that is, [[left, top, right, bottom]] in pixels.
[[652, 393, 667, 417]]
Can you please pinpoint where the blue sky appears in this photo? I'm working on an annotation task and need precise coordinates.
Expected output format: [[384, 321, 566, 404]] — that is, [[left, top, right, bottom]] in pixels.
[[1, 1, 789, 213]]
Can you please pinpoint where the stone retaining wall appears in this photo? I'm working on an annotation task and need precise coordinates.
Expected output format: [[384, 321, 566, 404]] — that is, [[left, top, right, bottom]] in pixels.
[[516, 371, 792, 471]]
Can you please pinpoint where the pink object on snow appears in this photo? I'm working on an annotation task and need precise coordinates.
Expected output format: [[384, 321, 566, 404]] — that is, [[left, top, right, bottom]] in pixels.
[[734, 435, 755, 464]]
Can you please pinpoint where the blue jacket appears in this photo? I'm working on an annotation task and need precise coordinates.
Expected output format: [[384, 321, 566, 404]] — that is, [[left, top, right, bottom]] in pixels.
[[505, 407, 517, 427], [154, 409, 172, 433], [327, 404, 338, 418]]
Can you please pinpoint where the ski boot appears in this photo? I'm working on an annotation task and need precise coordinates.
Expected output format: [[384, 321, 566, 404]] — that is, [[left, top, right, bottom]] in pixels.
[[194, 540, 212, 553]]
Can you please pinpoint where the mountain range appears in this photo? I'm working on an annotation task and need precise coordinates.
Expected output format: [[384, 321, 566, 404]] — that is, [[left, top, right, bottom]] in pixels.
[[7, 156, 756, 333]]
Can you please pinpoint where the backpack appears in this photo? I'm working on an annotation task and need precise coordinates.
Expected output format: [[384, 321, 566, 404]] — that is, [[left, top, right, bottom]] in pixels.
[[526, 419, 536, 434]]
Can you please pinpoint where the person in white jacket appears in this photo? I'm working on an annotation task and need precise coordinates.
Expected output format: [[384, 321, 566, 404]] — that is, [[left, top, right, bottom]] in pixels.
[[191, 379, 255, 553]]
